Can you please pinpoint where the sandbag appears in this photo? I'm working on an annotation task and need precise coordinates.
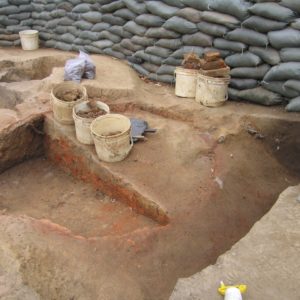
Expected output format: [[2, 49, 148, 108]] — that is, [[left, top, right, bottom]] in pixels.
[[262, 81, 299, 98], [181, 0, 210, 10], [163, 57, 182, 66], [249, 46, 280, 65], [142, 62, 160, 73], [103, 48, 125, 60], [84, 45, 103, 54], [182, 32, 213, 47], [264, 62, 300, 81], [145, 27, 180, 39], [232, 87, 283, 105], [99, 30, 121, 43], [171, 46, 204, 58], [82, 12, 102, 23], [92, 23, 111, 32], [248, 3, 295, 22], [230, 64, 270, 79], [74, 20, 93, 30], [197, 21, 229, 37], [230, 78, 259, 90], [79, 31, 102, 41], [226, 28, 268, 47], [242, 16, 287, 33], [131, 63, 150, 76], [163, 16, 198, 34], [114, 8, 137, 20], [146, 1, 179, 19], [285, 97, 300, 112], [225, 52, 262, 67], [92, 40, 114, 49], [280, 48, 300, 62], [72, 3, 91, 13], [131, 35, 156, 47], [228, 88, 242, 101], [291, 18, 300, 30], [280, 0, 300, 14], [176, 8, 202, 23], [135, 14, 165, 27], [123, 0, 147, 14], [121, 38, 143, 51], [148, 73, 174, 84], [108, 26, 133, 38], [101, 0, 124, 13], [284, 80, 300, 93], [157, 64, 176, 75], [214, 38, 247, 52], [155, 38, 182, 50], [145, 46, 172, 58], [269, 28, 300, 49], [102, 14, 126, 26], [124, 20, 147, 36], [162, 0, 185, 8], [112, 44, 133, 56], [201, 11, 240, 28], [134, 50, 164, 65], [209, 0, 251, 20]]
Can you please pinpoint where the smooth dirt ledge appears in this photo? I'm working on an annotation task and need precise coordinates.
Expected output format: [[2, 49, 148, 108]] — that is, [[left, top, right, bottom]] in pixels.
[[170, 184, 300, 300]]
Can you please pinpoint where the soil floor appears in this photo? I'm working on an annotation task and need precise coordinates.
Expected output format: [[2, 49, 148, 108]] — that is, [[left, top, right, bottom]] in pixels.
[[0, 47, 299, 300]]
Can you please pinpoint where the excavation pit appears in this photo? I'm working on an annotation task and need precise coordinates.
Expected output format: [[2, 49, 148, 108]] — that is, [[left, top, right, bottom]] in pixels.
[[0, 48, 299, 300]]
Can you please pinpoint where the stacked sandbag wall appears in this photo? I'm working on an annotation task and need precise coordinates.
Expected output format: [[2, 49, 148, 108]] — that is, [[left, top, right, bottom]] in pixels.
[[0, 0, 300, 109]]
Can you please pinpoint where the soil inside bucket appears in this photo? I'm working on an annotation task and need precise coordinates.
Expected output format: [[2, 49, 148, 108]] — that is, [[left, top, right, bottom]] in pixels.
[[56, 89, 82, 102], [77, 107, 107, 119]]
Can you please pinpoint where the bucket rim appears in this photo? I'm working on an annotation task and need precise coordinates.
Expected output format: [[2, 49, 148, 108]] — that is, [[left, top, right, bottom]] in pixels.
[[51, 82, 87, 104], [73, 100, 110, 121], [175, 66, 199, 75], [197, 72, 231, 82], [19, 30, 39, 35], [91, 113, 131, 139]]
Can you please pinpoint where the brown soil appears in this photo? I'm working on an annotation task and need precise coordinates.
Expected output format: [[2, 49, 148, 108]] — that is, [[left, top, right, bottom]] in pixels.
[[56, 89, 82, 102], [77, 107, 107, 118], [182, 52, 201, 69]]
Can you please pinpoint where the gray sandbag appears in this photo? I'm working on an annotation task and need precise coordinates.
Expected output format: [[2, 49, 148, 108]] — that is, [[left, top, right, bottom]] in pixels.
[[9, 12, 30, 21], [242, 16, 287, 33], [0, 5, 19, 15], [99, 30, 121, 43], [232, 87, 283, 105], [79, 31, 102, 41], [264, 62, 300, 81], [121, 38, 143, 51], [55, 41, 73, 52], [112, 44, 133, 56], [225, 52, 262, 67], [163, 57, 182, 66], [269, 28, 300, 49], [0, 0, 8, 7], [163, 16, 198, 34], [228, 88, 242, 101], [103, 48, 125, 60], [58, 33, 75, 44], [291, 18, 300, 30], [91, 23, 111, 32], [155, 38, 181, 50], [123, 0, 147, 14], [82, 12, 102, 24], [162, 0, 185, 8], [20, 19, 33, 26], [176, 8, 202, 23], [181, 0, 210, 10], [280, 48, 300, 62], [262, 81, 299, 98], [54, 27, 69, 35], [59, 17, 75, 26], [92, 40, 114, 49], [74, 20, 93, 30], [145, 46, 172, 58], [74, 37, 91, 45], [146, 1, 179, 19], [101, 0, 125, 13], [0, 41, 14, 47], [142, 62, 160, 73], [135, 14, 165, 27], [280, 0, 300, 14], [230, 64, 270, 79], [39, 32, 53, 40], [145, 27, 180, 39], [114, 8, 137, 20], [134, 50, 164, 65], [249, 46, 280, 65], [148, 73, 175, 84], [124, 20, 147, 36], [201, 11, 240, 29], [131, 63, 150, 76], [44, 40, 57, 48], [182, 32, 213, 47], [19, 4, 33, 12], [284, 80, 300, 93], [84, 45, 104, 55], [248, 3, 295, 22], [214, 38, 247, 52], [0, 17, 18, 26], [132, 35, 156, 46], [286, 97, 300, 112], [102, 14, 126, 26], [50, 9, 66, 18], [72, 3, 91, 13], [32, 19, 48, 26], [128, 56, 143, 64], [108, 26, 133, 38], [171, 46, 204, 58], [57, 2, 73, 12], [230, 78, 259, 90], [209, 0, 251, 20], [197, 21, 229, 37], [157, 64, 176, 75], [226, 28, 268, 47]]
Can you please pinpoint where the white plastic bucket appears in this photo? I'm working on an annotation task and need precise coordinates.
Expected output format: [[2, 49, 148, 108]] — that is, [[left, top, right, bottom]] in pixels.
[[19, 30, 39, 51], [174, 67, 198, 98], [91, 114, 133, 163], [51, 82, 87, 125], [196, 73, 230, 107], [224, 287, 243, 300], [73, 100, 110, 145]]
